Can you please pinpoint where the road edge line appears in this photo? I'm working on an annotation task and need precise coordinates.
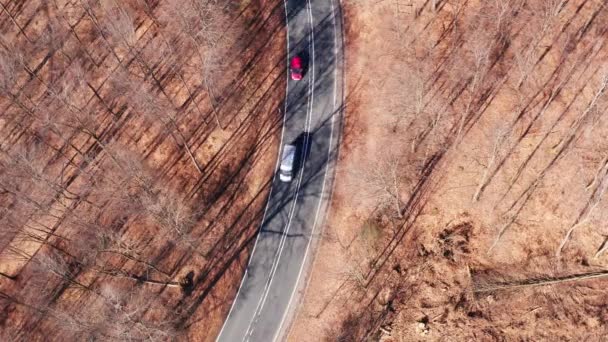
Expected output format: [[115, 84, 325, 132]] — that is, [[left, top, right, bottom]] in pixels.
[[272, 0, 346, 340], [215, 2, 292, 340]]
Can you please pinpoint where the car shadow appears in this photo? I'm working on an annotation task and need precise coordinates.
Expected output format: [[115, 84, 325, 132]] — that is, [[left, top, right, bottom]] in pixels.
[[293, 131, 312, 175], [297, 51, 310, 79]]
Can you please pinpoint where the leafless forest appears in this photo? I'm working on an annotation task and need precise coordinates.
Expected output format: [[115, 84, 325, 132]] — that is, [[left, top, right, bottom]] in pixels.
[[290, 0, 608, 341], [0, 0, 284, 340]]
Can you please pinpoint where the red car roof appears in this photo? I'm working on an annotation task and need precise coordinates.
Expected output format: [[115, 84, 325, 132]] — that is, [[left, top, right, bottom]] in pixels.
[[290, 56, 302, 69]]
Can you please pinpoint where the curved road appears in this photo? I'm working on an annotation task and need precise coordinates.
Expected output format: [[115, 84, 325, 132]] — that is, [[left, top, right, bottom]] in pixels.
[[215, 0, 344, 341]]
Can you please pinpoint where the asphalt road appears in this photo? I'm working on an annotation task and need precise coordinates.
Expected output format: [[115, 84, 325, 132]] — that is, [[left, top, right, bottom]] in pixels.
[[215, 0, 344, 341]]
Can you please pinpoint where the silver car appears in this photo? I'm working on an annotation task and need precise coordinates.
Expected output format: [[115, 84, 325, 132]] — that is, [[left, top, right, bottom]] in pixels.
[[279, 144, 296, 182]]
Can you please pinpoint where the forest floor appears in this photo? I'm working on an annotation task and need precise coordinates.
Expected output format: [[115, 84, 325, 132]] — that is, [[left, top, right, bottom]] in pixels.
[[0, 0, 284, 341], [289, 0, 608, 340]]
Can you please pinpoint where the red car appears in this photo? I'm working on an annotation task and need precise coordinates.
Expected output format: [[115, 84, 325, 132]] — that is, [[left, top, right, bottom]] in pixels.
[[290, 55, 303, 81]]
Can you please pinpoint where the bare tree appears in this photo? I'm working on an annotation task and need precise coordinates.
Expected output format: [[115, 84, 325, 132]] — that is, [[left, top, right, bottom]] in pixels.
[[386, 64, 427, 130], [0, 144, 83, 202], [485, 0, 523, 34], [339, 258, 368, 293], [0, 46, 125, 174], [557, 161, 608, 256], [65, 211, 173, 279], [136, 1, 211, 129], [159, 0, 237, 129], [78, 0, 124, 61], [458, 29, 492, 137], [474, 269, 608, 293], [0, 2, 33, 43], [101, 0, 137, 51], [31, 250, 92, 291], [472, 124, 511, 202], [514, 44, 539, 89], [98, 284, 178, 340], [113, 69, 203, 174], [101, 0, 177, 106], [136, 188, 200, 249], [0, 48, 19, 94], [514, 0, 565, 89], [353, 151, 411, 218]]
